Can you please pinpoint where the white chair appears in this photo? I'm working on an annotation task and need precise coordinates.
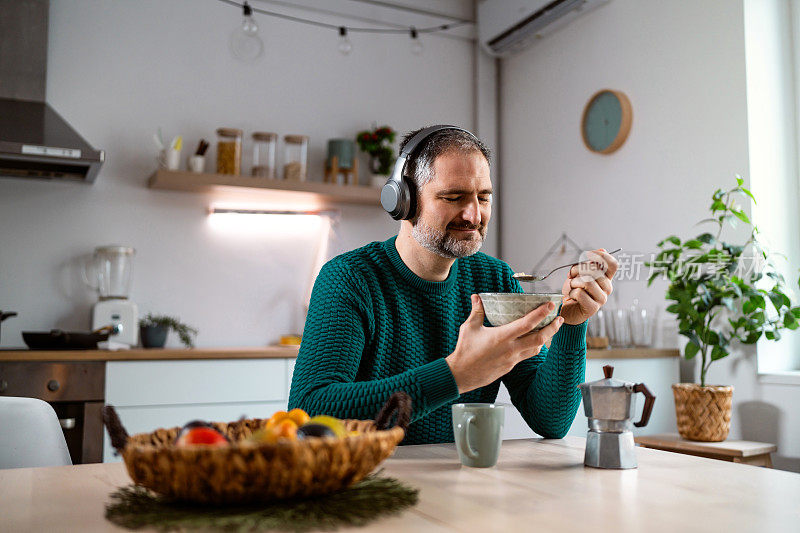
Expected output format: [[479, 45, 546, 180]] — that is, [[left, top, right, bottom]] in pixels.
[[0, 396, 72, 469]]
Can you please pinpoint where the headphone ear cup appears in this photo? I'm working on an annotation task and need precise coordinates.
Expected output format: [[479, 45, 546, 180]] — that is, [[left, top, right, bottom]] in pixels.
[[382, 171, 417, 220], [381, 180, 402, 220], [402, 175, 417, 221]]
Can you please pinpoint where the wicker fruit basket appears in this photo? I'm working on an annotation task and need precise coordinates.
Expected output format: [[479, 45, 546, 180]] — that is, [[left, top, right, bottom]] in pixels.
[[103, 392, 411, 504]]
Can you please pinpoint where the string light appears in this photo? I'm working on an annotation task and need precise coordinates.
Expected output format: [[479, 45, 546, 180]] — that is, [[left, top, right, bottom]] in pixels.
[[409, 27, 423, 55], [229, 1, 264, 62], [216, 0, 471, 57], [338, 27, 353, 56]]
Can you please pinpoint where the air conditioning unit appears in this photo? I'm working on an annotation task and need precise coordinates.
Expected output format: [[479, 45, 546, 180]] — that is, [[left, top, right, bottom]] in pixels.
[[477, 0, 610, 57]]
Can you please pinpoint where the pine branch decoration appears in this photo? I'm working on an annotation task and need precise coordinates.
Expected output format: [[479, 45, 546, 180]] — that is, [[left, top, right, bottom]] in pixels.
[[105, 471, 419, 532]]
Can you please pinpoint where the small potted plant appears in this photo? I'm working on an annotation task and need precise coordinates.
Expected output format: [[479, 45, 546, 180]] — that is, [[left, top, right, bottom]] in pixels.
[[647, 176, 800, 441], [139, 314, 198, 349], [356, 125, 396, 187]]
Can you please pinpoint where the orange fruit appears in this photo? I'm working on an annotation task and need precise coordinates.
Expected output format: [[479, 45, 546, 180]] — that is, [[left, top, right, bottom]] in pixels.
[[249, 428, 279, 444], [265, 410, 290, 429], [275, 419, 298, 440], [287, 408, 310, 426]]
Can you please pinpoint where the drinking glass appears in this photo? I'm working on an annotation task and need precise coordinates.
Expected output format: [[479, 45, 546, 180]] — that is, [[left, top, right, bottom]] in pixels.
[[587, 309, 607, 338], [606, 308, 631, 348], [630, 300, 657, 347]]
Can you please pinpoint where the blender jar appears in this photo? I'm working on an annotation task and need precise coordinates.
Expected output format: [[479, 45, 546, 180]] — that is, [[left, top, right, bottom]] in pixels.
[[85, 246, 136, 300]]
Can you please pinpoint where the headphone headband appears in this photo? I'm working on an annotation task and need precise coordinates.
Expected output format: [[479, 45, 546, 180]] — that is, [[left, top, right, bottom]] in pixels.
[[380, 125, 479, 220], [398, 125, 475, 159]]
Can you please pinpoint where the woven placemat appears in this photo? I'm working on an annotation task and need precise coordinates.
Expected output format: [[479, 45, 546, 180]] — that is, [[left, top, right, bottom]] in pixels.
[[105, 472, 419, 532]]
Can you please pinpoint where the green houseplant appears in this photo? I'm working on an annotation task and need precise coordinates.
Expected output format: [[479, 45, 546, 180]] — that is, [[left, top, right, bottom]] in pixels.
[[356, 126, 396, 178], [139, 314, 198, 349], [647, 176, 800, 440]]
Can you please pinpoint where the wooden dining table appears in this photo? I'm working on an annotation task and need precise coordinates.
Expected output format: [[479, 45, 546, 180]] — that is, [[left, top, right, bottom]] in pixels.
[[2, 436, 799, 532]]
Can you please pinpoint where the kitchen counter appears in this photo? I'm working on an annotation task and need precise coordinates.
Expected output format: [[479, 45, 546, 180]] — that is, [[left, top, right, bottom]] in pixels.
[[0, 346, 676, 362], [1, 436, 797, 532], [0, 346, 300, 361]]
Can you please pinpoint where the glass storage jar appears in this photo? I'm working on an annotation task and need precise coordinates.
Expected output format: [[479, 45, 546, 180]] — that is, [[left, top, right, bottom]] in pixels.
[[216, 128, 243, 175], [283, 134, 308, 181], [251, 132, 277, 178]]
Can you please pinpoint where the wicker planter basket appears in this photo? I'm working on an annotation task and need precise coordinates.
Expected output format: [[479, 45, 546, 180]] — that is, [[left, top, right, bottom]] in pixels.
[[672, 383, 733, 442], [102, 392, 411, 504]]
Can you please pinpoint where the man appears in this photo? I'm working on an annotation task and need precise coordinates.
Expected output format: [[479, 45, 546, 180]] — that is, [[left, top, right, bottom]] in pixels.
[[288, 126, 616, 445]]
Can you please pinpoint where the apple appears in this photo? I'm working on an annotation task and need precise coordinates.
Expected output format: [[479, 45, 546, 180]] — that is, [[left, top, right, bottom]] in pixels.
[[174, 420, 229, 447]]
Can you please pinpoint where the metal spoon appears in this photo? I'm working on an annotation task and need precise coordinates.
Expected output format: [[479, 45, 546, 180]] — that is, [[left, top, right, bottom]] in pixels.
[[513, 248, 622, 282]]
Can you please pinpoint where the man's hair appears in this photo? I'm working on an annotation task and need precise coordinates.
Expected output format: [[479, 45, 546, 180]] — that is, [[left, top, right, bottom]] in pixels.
[[398, 127, 491, 191]]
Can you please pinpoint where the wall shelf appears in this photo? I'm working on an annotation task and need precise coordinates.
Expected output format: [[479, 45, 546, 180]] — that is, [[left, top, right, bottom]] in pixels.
[[148, 169, 381, 206], [586, 348, 679, 360]]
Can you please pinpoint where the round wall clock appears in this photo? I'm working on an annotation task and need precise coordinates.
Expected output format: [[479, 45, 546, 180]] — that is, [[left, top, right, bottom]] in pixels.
[[581, 89, 632, 154]]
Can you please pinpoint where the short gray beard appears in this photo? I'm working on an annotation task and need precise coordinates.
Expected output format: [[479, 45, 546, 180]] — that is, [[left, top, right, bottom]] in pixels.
[[411, 217, 485, 259]]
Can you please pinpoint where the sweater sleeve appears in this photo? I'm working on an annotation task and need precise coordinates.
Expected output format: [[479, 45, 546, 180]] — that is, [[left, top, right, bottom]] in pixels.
[[498, 264, 587, 438], [288, 259, 460, 423], [501, 322, 587, 438]]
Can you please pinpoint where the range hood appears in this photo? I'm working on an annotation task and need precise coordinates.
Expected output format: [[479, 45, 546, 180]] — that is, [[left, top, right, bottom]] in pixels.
[[0, 0, 104, 183], [0, 98, 104, 182]]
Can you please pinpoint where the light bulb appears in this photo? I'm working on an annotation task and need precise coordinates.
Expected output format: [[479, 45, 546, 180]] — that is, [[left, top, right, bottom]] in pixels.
[[410, 27, 423, 55], [337, 27, 352, 56], [230, 1, 264, 63]]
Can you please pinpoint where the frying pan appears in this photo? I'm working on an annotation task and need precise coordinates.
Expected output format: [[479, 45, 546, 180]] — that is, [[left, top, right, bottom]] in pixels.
[[22, 325, 114, 350], [0, 310, 17, 344]]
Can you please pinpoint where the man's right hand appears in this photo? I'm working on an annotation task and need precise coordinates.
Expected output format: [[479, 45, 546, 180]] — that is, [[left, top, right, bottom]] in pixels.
[[445, 294, 564, 395]]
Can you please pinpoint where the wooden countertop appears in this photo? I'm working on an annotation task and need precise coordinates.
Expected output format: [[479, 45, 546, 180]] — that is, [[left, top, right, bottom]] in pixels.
[[1, 437, 797, 532], [0, 346, 676, 362], [0, 346, 300, 362]]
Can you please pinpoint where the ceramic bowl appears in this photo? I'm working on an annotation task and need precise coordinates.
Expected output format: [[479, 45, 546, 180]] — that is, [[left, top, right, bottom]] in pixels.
[[478, 293, 563, 330]]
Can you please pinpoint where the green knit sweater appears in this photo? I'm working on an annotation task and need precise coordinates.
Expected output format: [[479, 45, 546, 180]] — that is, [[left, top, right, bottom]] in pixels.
[[288, 236, 587, 445]]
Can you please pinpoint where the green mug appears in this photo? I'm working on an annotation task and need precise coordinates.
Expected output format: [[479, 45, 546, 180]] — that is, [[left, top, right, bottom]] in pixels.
[[451, 403, 505, 468]]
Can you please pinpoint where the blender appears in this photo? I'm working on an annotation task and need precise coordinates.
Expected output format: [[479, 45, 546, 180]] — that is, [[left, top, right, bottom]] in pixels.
[[84, 246, 138, 349]]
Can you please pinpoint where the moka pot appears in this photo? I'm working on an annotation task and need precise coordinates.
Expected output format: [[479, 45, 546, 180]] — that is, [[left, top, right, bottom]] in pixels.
[[578, 365, 655, 469]]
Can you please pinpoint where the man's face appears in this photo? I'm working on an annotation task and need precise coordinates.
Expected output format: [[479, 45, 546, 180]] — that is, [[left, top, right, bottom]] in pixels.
[[411, 150, 492, 258]]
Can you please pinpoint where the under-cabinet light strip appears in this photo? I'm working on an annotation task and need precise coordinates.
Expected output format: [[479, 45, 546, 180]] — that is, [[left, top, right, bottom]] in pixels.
[[209, 207, 337, 216]]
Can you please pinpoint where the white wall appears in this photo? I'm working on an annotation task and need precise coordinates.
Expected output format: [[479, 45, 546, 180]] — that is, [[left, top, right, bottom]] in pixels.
[[500, 0, 749, 311], [0, 0, 482, 347], [500, 0, 800, 471]]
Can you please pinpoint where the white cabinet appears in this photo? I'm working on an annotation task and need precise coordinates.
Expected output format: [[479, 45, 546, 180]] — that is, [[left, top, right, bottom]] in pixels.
[[103, 358, 294, 462], [497, 357, 679, 440]]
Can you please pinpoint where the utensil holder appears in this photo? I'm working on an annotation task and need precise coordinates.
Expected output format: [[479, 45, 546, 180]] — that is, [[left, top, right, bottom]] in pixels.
[[188, 155, 206, 173]]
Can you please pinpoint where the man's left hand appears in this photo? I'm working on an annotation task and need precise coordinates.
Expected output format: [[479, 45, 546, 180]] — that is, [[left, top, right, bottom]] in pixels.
[[559, 249, 618, 325]]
